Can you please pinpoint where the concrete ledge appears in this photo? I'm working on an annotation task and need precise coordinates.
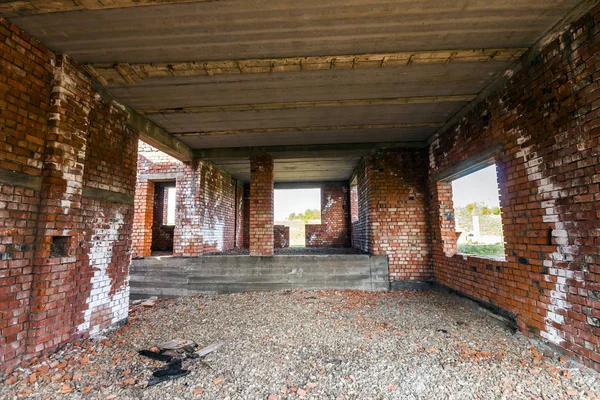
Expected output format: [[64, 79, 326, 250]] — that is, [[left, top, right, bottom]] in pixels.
[[82, 186, 134, 204], [432, 282, 517, 331], [130, 254, 389, 297], [0, 168, 42, 190], [390, 280, 435, 291]]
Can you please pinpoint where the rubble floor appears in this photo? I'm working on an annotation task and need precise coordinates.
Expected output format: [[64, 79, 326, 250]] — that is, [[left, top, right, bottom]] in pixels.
[[2, 290, 599, 399]]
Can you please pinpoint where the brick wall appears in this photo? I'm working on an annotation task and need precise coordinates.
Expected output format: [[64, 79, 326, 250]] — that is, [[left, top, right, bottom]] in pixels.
[[305, 184, 351, 248], [242, 184, 250, 249], [249, 155, 274, 256], [175, 160, 239, 256], [0, 19, 139, 369], [0, 17, 53, 368], [133, 142, 244, 257], [428, 7, 600, 372], [274, 225, 290, 248], [351, 157, 372, 253], [235, 181, 244, 249], [352, 150, 432, 281], [132, 142, 184, 257]]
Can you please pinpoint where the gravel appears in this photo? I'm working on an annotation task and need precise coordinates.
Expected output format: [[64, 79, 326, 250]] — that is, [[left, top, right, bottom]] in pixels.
[[2, 290, 599, 399]]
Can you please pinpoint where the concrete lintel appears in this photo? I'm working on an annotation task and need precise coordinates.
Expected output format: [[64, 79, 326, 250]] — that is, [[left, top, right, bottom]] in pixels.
[[82, 186, 134, 205], [194, 142, 426, 160], [274, 181, 349, 190], [126, 106, 193, 163], [0, 168, 42, 190], [432, 143, 502, 182], [137, 172, 184, 182]]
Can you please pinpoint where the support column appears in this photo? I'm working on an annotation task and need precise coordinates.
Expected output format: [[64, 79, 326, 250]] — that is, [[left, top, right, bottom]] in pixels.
[[132, 180, 154, 257], [249, 155, 274, 256], [28, 56, 92, 354]]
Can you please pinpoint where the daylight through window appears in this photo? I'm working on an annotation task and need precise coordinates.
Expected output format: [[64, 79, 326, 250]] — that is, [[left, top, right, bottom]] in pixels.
[[451, 164, 505, 260]]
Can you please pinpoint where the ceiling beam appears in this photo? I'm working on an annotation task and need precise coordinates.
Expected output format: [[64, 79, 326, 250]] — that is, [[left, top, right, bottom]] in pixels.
[[138, 95, 475, 115], [430, 0, 600, 144], [127, 106, 193, 162], [175, 123, 443, 137], [88, 48, 527, 85], [0, 0, 211, 17], [194, 142, 425, 160]]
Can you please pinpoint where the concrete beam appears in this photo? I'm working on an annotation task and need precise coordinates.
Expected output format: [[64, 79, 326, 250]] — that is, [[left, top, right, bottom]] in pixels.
[[274, 181, 348, 190], [138, 95, 476, 115], [432, 143, 503, 182], [0, 0, 209, 17], [194, 142, 426, 160], [176, 123, 443, 138], [81, 186, 134, 205], [126, 106, 193, 163], [0, 167, 42, 190], [89, 48, 527, 84]]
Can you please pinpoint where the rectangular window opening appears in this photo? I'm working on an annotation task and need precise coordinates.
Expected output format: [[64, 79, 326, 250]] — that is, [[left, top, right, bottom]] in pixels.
[[451, 164, 505, 261], [274, 188, 321, 248], [165, 186, 177, 226]]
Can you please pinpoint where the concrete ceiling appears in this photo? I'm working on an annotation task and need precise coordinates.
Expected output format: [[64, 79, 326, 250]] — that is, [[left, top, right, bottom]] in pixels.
[[2, 0, 584, 182]]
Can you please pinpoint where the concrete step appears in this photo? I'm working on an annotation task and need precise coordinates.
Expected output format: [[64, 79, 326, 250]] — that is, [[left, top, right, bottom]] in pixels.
[[130, 254, 389, 297]]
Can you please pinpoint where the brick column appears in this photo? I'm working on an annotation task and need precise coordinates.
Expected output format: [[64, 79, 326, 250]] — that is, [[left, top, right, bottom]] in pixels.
[[28, 56, 92, 354], [132, 180, 154, 257], [249, 155, 274, 256]]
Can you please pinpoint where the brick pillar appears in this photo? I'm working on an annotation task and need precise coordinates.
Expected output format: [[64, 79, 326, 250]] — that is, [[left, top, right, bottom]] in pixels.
[[132, 180, 154, 257], [249, 155, 274, 256], [28, 56, 92, 354]]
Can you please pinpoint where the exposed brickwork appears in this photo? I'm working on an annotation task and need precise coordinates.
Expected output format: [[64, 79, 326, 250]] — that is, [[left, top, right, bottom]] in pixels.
[[0, 17, 53, 367], [0, 19, 138, 369], [249, 155, 274, 256], [175, 160, 239, 256], [133, 142, 244, 257], [242, 183, 250, 249], [131, 180, 153, 258], [235, 181, 244, 249], [274, 225, 290, 248], [132, 142, 183, 257], [428, 8, 600, 372], [351, 157, 371, 254], [352, 150, 432, 281], [305, 184, 351, 248]]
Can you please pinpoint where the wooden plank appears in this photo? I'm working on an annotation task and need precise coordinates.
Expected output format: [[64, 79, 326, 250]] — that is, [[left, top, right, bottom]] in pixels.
[[0, 0, 210, 17], [138, 95, 476, 114], [176, 123, 444, 137], [89, 48, 527, 85]]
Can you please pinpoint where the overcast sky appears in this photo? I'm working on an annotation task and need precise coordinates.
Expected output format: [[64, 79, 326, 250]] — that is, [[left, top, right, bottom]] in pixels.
[[273, 165, 500, 220], [451, 165, 501, 207], [274, 188, 320, 220]]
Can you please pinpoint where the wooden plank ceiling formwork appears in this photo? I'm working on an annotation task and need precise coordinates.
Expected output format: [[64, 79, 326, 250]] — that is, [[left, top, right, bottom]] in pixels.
[[1, 0, 588, 182]]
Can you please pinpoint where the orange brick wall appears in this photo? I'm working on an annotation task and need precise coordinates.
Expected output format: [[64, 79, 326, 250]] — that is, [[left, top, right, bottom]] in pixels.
[[352, 149, 432, 281], [249, 155, 274, 256], [274, 225, 290, 248], [305, 184, 351, 248], [428, 7, 600, 372], [0, 17, 53, 368], [0, 19, 139, 369]]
